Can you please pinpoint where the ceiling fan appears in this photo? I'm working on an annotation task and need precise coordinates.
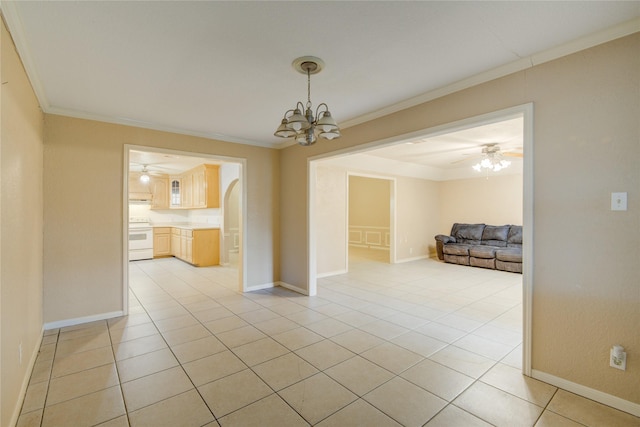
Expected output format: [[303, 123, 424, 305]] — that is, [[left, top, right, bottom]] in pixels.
[[452, 143, 523, 164]]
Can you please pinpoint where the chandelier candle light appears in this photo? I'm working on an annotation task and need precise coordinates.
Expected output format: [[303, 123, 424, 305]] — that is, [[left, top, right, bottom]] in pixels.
[[274, 56, 341, 146]]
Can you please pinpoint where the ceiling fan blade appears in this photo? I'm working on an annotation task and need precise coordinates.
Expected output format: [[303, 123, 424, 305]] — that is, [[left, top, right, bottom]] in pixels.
[[503, 152, 523, 158]]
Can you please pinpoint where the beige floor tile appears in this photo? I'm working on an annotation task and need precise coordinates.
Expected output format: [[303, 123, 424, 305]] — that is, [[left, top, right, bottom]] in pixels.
[[238, 308, 281, 324], [325, 356, 394, 396], [279, 373, 358, 425], [546, 390, 640, 427], [253, 352, 318, 391], [359, 319, 411, 341], [16, 409, 43, 427], [193, 306, 235, 323], [109, 322, 159, 344], [216, 325, 267, 348], [385, 312, 430, 329], [535, 410, 584, 427], [424, 404, 492, 426], [21, 381, 49, 413], [199, 369, 273, 417], [361, 342, 423, 374], [51, 346, 114, 378], [41, 334, 58, 346], [253, 316, 300, 335], [453, 334, 515, 361], [416, 322, 468, 343], [183, 350, 247, 386], [42, 386, 125, 427], [330, 329, 385, 354], [364, 377, 447, 427], [473, 323, 523, 347], [107, 313, 152, 331], [121, 366, 193, 412], [333, 310, 378, 327], [222, 299, 263, 314], [95, 415, 130, 426], [113, 333, 167, 361], [153, 313, 199, 332], [267, 300, 307, 316], [232, 337, 290, 366], [47, 363, 119, 406], [203, 315, 249, 334], [429, 345, 495, 378], [433, 314, 485, 332], [306, 318, 354, 338], [147, 305, 190, 321], [316, 399, 402, 427], [453, 381, 543, 427], [285, 309, 329, 326], [55, 331, 112, 357], [501, 344, 523, 369], [218, 394, 308, 427], [480, 363, 557, 407], [400, 359, 475, 401], [161, 323, 211, 346], [129, 389, 214, 427], [37, 343, 57, 362], [183, 299, 221, 313], [59, 323, 108, 341], [296, 339, 355, 370], [171, 336, 227, 363], [29, 358, 53, 384], [391, 331, 447, 357], [272, 327, 324, 350], [117, 348, 179, 382]]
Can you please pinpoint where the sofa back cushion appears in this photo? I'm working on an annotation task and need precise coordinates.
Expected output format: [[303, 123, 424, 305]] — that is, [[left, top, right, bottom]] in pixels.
[[507, 225, 523, 247], [451, 223, 485, 245], [481, 225, 509, 247]]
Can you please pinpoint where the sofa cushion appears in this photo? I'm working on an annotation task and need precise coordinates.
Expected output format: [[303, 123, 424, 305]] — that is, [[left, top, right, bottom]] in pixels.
[[453, 223, 485, 245], [481, 225, 509, 247], [496, 248, 522, 263], [507, 225, 523, 247], [469, 246, 498, 259], [496, 260, 523, 273], [443, 244, 471, 256], [470, 257, 496, 269], [444, 254, 470, 266]]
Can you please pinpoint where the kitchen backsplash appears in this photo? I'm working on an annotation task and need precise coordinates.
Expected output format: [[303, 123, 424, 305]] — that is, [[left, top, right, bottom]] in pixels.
[[129, 204, 222, 225]]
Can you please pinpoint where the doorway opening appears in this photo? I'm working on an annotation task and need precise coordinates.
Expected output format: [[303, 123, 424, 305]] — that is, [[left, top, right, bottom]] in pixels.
[[123, 145, 247, 313], [308, 103, 533, 375]]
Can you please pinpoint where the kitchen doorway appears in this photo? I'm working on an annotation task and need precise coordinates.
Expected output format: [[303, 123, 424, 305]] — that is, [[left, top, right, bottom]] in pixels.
[[123, 145, 247, 313]]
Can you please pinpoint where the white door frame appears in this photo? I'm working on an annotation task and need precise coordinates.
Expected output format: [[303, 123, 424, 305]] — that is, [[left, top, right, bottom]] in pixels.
[[123, 145, 249, 315], [308, 103, 533, 376]]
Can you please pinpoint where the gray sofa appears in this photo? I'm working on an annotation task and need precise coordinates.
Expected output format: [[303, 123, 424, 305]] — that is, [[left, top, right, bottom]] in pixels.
[[435, 223, 522, 273]]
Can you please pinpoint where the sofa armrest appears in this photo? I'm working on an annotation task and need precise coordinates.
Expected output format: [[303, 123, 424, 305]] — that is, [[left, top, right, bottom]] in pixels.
[[435, 234, 455, 244]]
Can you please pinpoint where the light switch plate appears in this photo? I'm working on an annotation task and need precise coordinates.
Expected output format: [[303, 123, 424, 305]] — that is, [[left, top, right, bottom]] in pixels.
[[611, 192, 627, 211]]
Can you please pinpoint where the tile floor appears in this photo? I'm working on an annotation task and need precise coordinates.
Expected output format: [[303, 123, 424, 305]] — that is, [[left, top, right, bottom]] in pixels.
[[17, 253, 640, 426]]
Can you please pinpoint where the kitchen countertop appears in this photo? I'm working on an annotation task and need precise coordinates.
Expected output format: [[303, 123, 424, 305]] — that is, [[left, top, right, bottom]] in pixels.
[[151, 223, 220, 230]]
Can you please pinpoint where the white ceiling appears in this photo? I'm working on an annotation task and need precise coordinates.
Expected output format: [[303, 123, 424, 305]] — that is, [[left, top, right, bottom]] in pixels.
[[2, 1, 638, 155]]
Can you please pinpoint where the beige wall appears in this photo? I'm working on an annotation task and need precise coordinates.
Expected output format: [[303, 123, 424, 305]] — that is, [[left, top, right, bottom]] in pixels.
[[43, 115, 280, 323], [348, 175, 390, 227], [396, 175, 440, 260], [0, 20, 45, 427], [315, 165, 347, 275], [439, 173, 523, 233], [281, 34, 639, 405]]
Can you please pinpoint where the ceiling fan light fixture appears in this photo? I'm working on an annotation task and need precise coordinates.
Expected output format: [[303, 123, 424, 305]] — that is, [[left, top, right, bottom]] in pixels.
[[472, 144, 512, 173], [274, 56, 341, 146], [140, 165, 151, 183]]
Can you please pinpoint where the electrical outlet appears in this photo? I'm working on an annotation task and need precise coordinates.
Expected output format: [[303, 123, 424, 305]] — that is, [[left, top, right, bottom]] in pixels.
[[610, 346, 626, 370]]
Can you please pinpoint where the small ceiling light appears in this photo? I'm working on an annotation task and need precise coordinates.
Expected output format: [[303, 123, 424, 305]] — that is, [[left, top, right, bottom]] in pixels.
[[274, 56, 341, 146], [140, 165, 150, 183], [472, 144, 511, 173]]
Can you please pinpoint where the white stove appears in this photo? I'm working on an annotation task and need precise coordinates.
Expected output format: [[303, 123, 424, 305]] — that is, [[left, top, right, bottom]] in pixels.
[[128, 217, 153, 261]]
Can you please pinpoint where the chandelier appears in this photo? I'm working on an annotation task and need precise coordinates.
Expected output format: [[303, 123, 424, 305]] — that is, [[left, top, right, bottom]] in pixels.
[[472, 144, 511, 172], [274, 56, 341, 146]]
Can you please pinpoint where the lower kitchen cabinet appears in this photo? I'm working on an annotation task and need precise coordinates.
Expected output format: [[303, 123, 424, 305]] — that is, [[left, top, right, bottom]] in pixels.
[[153, 227, 172, 257], [171, 227, 219, 267]]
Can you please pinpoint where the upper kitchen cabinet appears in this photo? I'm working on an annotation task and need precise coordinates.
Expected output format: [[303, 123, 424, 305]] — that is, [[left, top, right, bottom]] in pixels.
[[150, 176, 170, 209], [164, 164, 219, 209]]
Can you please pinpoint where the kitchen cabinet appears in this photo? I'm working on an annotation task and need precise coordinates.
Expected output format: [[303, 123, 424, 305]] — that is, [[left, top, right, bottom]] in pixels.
[[150, 176, 169, 209], [128, 172, 151, 200], [171, 227, 219, 266], [168, 164, 219, 209], [153, 227, 171, 257]]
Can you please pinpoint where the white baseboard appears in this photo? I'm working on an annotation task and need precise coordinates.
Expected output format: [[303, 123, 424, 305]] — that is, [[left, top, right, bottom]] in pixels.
[[44, 310, 124, 330], [277, 281, 309, 296], [10, 326, 44, 427], [244, 282, 275, 292], [531, 369, 640, 417], [316, 269, 347, 278], [395, 254, 429, 263]]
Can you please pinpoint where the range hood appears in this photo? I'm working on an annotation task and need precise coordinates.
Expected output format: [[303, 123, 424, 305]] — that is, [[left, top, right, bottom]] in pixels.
[[129, 192, 152, 202]]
